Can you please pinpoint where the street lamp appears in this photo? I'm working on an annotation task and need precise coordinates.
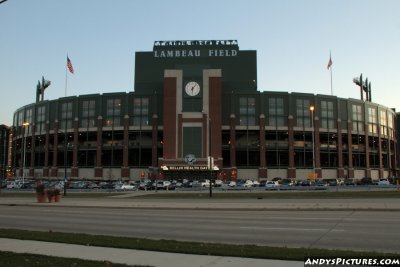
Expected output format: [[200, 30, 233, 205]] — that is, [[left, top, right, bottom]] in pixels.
[[22, 122, 30, 185], [309, 106, 315, 179], [208, 116, 213, 198], [64, 136, 73, 196]]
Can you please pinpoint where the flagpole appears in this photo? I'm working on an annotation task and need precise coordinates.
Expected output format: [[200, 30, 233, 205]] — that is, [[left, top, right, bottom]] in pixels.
[[330, 64, 333, 96], [65, 54, 68, 97], [328, 50, 333, 96]]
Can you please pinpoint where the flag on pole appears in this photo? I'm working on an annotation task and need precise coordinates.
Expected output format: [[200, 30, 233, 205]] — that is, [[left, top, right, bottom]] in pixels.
[[327, 54, 332, 69], [67, 56, 74, 74]]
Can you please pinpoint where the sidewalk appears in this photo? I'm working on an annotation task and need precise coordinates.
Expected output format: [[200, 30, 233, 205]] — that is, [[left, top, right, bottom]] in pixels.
[[0, 238, 301, 267]]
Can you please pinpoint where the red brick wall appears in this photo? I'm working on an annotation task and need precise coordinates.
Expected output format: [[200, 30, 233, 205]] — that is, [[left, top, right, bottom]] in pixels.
[[163, 77, 177, 159], [209, 77, 222, 159]]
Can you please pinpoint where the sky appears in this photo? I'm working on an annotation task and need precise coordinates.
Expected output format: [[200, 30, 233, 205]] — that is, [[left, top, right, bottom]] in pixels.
[[1, 0, 399, 126]]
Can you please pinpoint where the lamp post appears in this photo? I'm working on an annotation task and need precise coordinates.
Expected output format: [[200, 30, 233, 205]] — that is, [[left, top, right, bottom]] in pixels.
[[207, 116, 213, 198], [309, 106, 315, 179], [22, 122, 30, 185], [63, 136, 72, 196], [208, 116, 213, 197]]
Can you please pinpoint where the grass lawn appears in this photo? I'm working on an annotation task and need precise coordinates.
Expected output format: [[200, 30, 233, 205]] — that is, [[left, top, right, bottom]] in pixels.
[[0, 251, 149, 267]]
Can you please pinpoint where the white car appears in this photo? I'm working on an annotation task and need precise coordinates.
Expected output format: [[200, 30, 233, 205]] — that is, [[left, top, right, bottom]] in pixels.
[[377, 179, 390, 186], [201, 180, 211, 187], [115, 183, 135, 190], [228, 181, 236, 187], [243, 180, 254, 188], [6, 181, 22, 189], [265, 181, 280, 188], [252, 180, 260, 187]]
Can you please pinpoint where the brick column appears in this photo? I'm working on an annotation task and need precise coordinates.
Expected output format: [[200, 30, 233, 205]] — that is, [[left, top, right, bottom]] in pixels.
[[121, 115, 130, 178], [337, 119, 344, 178], [258, 114, 267, 179], [288, 115, 295, 178], [347, 121, 354, 178], [71, 117, 79, 178], [378, 126, 383, 178], [365, 123, 371, 178], [209, 76, 222, 162], [50, 120, 59, 177], [43, 121, 50, 177], [229, 114, 236, 168], [95, 116, 103, 178], [151, 114, 159, 167], [389, 139, 400, 179], [177, 114, 183, 158], [29, 123, 35, 177], [163, 77, 177, 160], [314, 116, 321, 178]]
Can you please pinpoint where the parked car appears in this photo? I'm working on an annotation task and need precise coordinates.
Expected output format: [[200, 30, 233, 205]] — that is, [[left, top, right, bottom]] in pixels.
[[344, 179, 356, 186], [243, 180, 254, 188], [201, 180, 211, 187], [298, 179, 311, 186], [226, 181, 236, 187], [265, 181, 280, 188], [325, 179, 338, 186], [99, 182, 114, 189], [138, 181, 152, 190], [86, 182, 100, 189], [280, 178, 292, 187], [214, 179, 223, 187], [358, 177, 373, 185], [6, 181, 22, 189], [377, 179, 390, 186], [115, 182, 135, 190]]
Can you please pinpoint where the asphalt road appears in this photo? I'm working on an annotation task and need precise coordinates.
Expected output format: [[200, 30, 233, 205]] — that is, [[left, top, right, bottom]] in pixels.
[[0, 205, 399, 253]]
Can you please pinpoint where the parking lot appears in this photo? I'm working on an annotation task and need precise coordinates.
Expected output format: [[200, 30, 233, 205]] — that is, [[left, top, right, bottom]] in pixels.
[[2, 177, 399, 193]]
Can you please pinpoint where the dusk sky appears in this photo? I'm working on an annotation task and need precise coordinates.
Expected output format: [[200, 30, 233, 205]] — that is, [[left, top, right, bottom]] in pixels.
[[1, 0, 399, 125]]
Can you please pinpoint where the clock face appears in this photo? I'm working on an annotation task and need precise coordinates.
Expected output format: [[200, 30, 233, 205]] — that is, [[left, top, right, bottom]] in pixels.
[[185, 81, 200, 97]]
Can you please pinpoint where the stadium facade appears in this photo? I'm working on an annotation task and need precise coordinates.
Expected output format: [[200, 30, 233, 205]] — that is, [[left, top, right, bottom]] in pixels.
[[10, 40, 399, 181]]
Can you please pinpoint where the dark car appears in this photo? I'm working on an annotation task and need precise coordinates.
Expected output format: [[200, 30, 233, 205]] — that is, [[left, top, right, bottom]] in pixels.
[[344, 179, 355, 186], [100, 182, 114, 189], [302, 180, 311, 186], [358, 177, 373, 185]]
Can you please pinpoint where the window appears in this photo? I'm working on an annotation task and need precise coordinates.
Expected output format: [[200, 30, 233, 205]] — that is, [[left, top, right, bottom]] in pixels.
[[80, 100, 96, 128], [239, 97, 256, 126], [352, 104, 363, 132], [380, 110, 387, 136], [268, 97, 285, 126], [133, 97, 149, 126], [321, 101, 335, 129], [293, 131, 313, 167], [36, 106, 46, 133], [265, 131, 288, 167], [296, 99, 311, 127], [368, 107, 377, 134], [106, 99, 121, 127], [388, 112, 394, 138], [61, 102, 73, 129], [320, 133, 338, 168], [25, 109, 33, 135]]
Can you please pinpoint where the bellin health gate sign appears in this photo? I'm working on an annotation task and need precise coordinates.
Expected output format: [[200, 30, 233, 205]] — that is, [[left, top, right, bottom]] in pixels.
[[153, 40, 239, 58]]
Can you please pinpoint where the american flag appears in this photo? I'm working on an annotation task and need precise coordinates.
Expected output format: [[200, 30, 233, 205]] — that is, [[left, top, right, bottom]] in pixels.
[[67, 56, 74, 74], [327, 54, 332, 70]]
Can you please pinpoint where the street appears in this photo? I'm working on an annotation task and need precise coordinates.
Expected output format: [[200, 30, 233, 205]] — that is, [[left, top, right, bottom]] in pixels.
[[0, 205, 399, 253]]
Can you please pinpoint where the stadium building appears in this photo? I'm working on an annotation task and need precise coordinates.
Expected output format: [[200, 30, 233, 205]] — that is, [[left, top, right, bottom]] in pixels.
[[10, 40, 399, 181]]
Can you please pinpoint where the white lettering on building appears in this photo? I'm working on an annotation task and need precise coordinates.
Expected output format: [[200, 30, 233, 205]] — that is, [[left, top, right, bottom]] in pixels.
[[155, 49, 238, 58]]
